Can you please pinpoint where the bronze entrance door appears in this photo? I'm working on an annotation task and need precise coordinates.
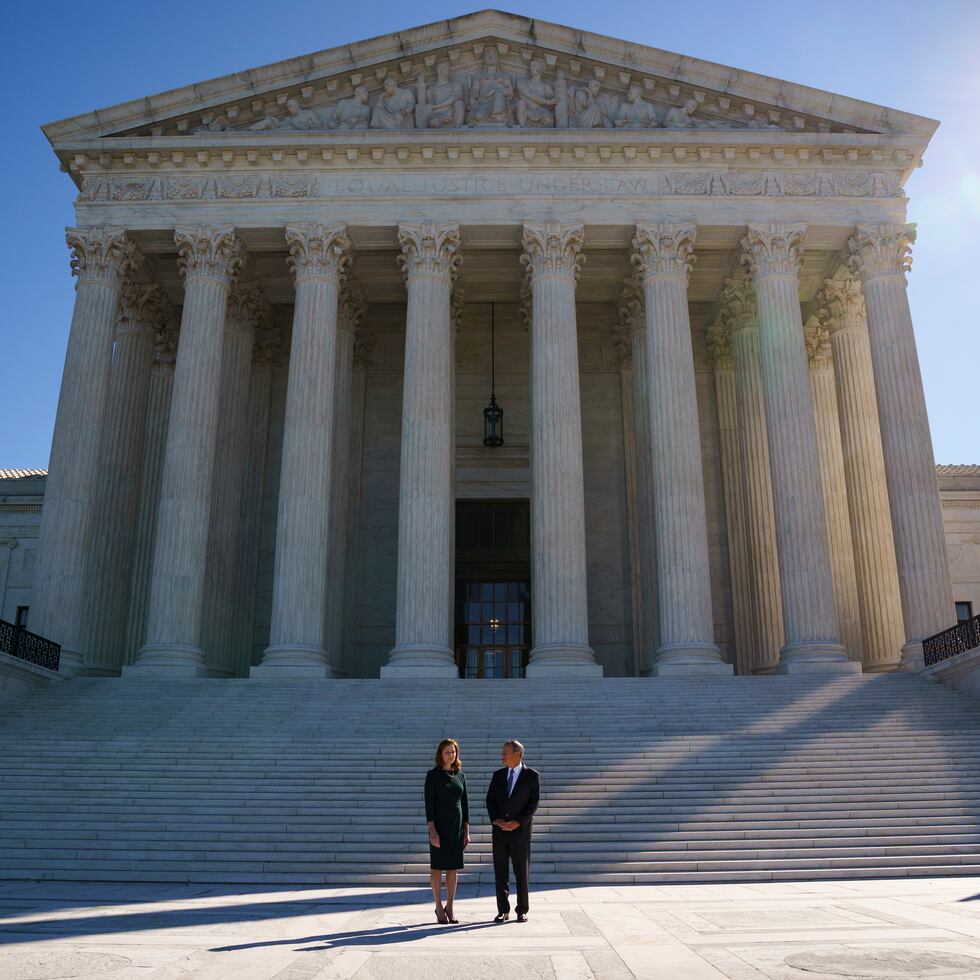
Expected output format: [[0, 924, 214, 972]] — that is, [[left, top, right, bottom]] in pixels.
[[455, 500, 531, 678]]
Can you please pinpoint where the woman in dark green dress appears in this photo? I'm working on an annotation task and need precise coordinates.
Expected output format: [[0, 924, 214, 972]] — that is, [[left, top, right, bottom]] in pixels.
[[425, 738, 470, 924]]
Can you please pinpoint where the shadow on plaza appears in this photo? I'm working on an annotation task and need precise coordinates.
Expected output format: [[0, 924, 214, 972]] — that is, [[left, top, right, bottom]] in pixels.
[[0, 673, 977, 947]]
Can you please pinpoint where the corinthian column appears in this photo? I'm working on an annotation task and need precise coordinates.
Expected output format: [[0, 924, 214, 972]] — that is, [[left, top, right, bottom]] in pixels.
[[128, 226, 242, 676], [848, 224, 954, 668], [741, 223, 852, 671], [519, 222, 600, 676], [83, 281, 164, 673], [620, 276, 659, 673], [29, 227, 138, 672], [203, 280, 266, 676], [818, 279, 905, 670], [632, 223, 729, 675], [721, 279, 783, 673], [382, 223, 461, 677], [705, 318, 754, 675], [253, 224, 350, 677], [325, 279, 365, 676], [805, 317, 863, 662]]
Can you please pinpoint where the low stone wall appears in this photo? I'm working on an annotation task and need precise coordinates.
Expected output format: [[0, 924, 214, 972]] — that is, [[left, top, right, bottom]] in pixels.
[[922, 647, 980, 699], [0, 652, 63, 703]]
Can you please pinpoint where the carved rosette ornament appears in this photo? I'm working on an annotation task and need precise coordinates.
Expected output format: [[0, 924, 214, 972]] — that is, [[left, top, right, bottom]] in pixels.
[[397, 223, 462, 281], [631, 223, 697, 281], [846, 223, 915, 282], [804, 316, 832, 368], [450, 282, 466, 333], [520, 222, 586, 281], [705, 320, 734, 371], [816, 279, 865, 334], [67, 227, 140, 287], [618, 273, 644, 335], [339, 277, 367, 334], [175, 226, 243, 286], [284, 223, 351, 282], [740, 223, 807, 281], [152, 310, 180, 369]]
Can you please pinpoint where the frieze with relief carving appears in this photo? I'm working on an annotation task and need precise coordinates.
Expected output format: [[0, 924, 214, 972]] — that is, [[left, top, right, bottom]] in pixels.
[[156, 44, 852, 137]]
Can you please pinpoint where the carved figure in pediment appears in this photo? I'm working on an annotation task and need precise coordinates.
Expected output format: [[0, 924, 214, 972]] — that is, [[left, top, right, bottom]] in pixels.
[[515, 60, 558, 128], [417, 62, 465, 129], [250, 98, 322, 132], [663, 97, 704, 129], [193, 117, 226, 134], [466, 47, 514, 127], [745, 114, 785, 131], [570, 79, 613, 129], [326, 86, 371, 130], [615, 84, 658, 128], [370, 76, 416, 130]]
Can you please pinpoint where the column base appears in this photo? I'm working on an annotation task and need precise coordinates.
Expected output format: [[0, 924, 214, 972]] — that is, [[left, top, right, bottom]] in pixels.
[[777, 640, 861, 674], [526, 643, 603, 677], [251, 644, 336, 679], [899, 640, 925, 673], [123, 644, 208, 677], [381, 643, 458, 678], [651, 642, 732, 676]]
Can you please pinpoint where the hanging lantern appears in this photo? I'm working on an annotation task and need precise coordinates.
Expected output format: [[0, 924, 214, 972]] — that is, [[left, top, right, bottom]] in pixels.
[[483, 302, 504, 448]]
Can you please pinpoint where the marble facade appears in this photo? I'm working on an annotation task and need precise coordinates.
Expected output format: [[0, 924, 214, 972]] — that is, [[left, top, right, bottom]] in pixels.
[[18, 11, 967, 678]]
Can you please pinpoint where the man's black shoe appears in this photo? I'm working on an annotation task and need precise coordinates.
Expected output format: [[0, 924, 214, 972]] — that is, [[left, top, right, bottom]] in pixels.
[[516, 913, 527, 923], [494, 912, 510, 923]]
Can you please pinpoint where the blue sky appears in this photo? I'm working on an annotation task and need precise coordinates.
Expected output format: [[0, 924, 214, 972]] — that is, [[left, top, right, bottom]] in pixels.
[[2, 0, 978, 467]]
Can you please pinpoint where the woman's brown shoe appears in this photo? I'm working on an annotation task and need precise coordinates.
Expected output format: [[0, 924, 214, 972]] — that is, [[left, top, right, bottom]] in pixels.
[[435, 906, 449, 924]]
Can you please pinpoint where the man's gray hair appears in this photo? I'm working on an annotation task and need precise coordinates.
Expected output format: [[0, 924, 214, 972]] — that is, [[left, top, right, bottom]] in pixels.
[[505, 739, 525, 758]]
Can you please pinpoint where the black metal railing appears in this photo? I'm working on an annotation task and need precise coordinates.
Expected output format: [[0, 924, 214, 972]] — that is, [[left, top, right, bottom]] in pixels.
[[0, 619, 61, 671], [923, 615, 980, 668]]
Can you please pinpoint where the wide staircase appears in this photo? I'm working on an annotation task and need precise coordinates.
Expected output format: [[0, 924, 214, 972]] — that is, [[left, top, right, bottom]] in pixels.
[[0, 674, 978, 885]]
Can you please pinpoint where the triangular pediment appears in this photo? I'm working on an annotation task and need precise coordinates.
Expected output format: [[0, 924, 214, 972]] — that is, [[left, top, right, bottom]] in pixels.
[[42, 10, 937, 147]]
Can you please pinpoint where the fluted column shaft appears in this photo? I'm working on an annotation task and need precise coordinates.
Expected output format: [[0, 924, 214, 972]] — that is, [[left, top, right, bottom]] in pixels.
[[724, 282, 784, 674], [325, 285, 363, 676], [82, 283, 162, 673], [203, 282, 264, 676], [520, 222, 601, 676], [806, 320, 864, 663], [29, 228, 136, 672], [254, 224, 349, 677], [129, 227, 242, 676], [819, 279, 905, 670], [633, 223, 728, 675], [848, 225, 954, 668], [123, 323, 178, 662], [623, 291, 660, 674], [706, 324, 754, 675], [742, 224, 851, 671], [382, 223, 460, 677]]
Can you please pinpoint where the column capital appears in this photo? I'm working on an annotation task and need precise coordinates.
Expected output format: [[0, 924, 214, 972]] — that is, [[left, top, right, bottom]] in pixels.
[[705, 320, 734, 371], [741, 222, 807, 282], [397, 222, 461, 281], [451, 282, 466, 334], [227, 280, 269, 336], [153, 311, 180, 370], [284, 223, 350, 282], [67, 227, 140, 288], [521, 221, 585, 280], [618, 273, 644, 335], [846, 223, 915, 282], [175, 226, 243, 287], [817, 279, 866, 334], [117, 281, 166, 338], [353, 322, 376, 370], [804, 315, 833, 369], [339, 277, 366, 334], [631, 222, 696, 282], [715, 277, 757, 334]]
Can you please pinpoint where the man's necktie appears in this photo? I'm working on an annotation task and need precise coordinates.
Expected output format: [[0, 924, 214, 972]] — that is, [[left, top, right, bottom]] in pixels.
[[507, 769, 516, 796]]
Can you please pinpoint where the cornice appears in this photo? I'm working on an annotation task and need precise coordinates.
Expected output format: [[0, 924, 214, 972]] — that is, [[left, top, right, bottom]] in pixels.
[[41, 11, 937, 146]]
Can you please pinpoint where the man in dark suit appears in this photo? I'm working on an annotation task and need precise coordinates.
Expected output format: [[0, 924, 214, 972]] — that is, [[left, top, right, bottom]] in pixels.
[[485, 739, 540, 923]]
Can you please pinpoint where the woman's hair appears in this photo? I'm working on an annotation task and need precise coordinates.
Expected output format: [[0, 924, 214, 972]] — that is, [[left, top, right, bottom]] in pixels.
[[435, 737, 462, 773]]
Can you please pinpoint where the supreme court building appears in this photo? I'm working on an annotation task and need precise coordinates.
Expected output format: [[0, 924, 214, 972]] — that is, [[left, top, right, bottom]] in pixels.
[[24, 11, 960, 682]]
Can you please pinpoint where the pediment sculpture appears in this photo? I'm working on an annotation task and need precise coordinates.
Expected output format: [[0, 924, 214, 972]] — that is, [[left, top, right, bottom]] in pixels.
[[185, 50, 792, 135]]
